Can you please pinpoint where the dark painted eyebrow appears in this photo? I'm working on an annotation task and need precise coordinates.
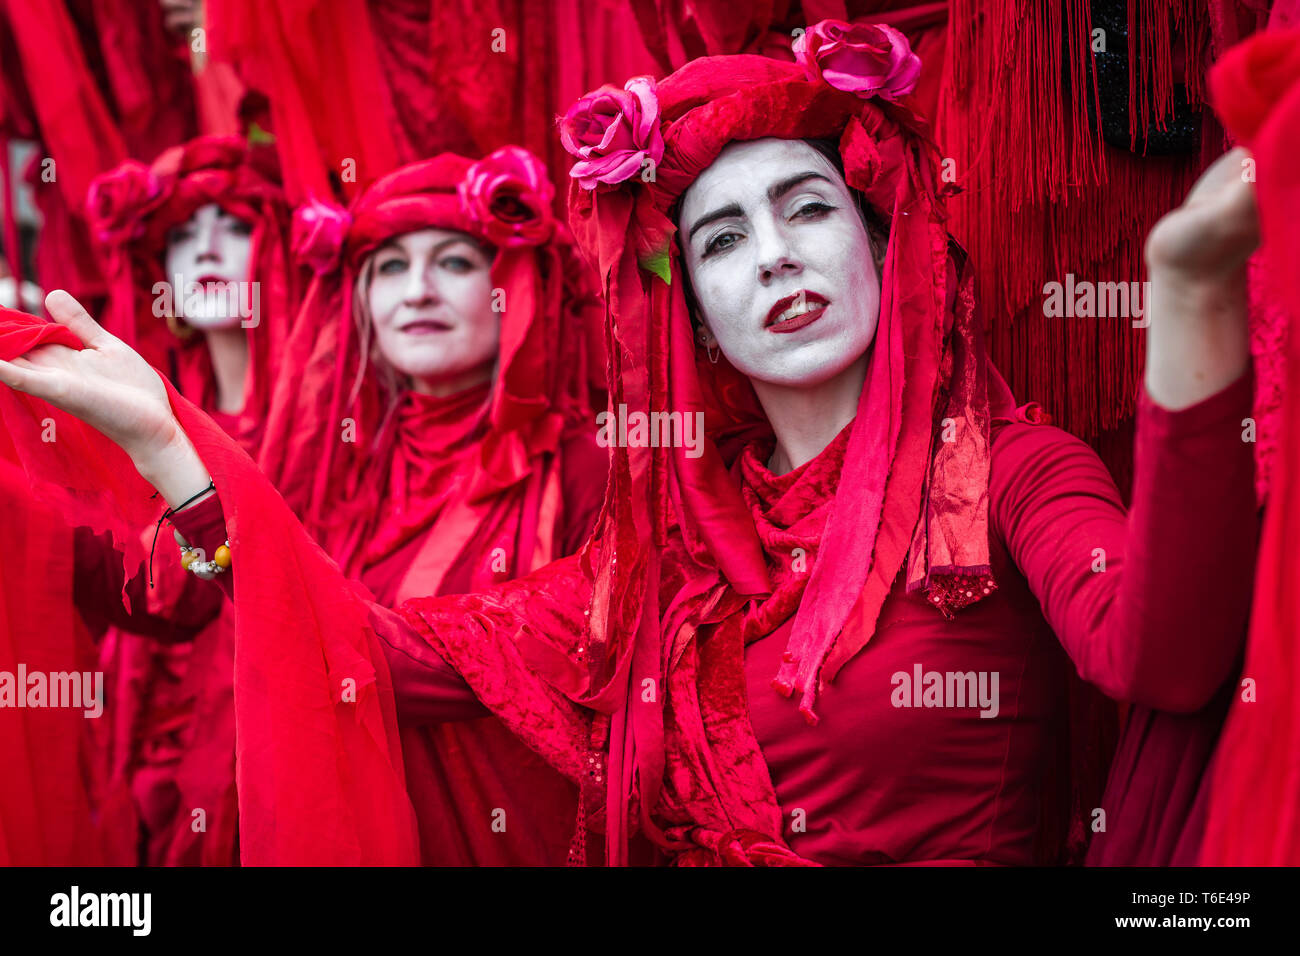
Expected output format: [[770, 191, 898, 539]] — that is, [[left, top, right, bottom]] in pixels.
[[687, 202, 743, 242], [767, 171, 832, 204], [686, 171, 834, 242]]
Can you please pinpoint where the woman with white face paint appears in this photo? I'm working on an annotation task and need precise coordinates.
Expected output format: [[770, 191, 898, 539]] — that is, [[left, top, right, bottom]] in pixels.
[[85, 136, 293, 451], [59, 137, 291, 866], [0, 22, 1266, 867]]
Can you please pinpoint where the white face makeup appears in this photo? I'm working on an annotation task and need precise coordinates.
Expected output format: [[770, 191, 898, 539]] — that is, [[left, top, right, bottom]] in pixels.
[[366, 228, 499, 395], [677, 138, 881, 388], [163, 202, 254, 330]]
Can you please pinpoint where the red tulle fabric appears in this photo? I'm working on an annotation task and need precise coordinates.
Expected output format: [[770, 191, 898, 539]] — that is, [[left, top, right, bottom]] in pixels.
[[1200, 25, 1300, 866], [0, 305, 420, 864]]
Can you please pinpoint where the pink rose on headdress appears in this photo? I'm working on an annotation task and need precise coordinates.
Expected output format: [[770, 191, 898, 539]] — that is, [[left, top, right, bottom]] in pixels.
[[793, 20, 922, 103], [85, 161, 163, 244], [559, 76, 664, 191], [459, 146, 556, 247], [292, 198, 351, 275]]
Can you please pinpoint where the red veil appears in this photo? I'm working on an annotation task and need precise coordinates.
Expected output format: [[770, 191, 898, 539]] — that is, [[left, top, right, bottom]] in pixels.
[[85, 135, 294, 451]]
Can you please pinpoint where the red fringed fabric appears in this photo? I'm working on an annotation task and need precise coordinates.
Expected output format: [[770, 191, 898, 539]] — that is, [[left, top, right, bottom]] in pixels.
[[1200, 23, 1300, 866], [939, 0, 1214, 446]]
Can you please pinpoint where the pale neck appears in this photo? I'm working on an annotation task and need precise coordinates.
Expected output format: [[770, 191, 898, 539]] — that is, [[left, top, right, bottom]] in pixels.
[[751, 350, 869, 475], [203, 326, 251, 415]]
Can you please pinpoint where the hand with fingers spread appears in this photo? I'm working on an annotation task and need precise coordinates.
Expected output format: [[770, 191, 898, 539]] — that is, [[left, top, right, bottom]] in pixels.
[[0, 290, 214, 508], [1143, 146, 1260, 411]]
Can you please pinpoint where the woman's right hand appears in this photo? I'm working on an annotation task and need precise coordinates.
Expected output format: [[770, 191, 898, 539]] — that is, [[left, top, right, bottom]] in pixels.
[[0, 291, 198, 492]]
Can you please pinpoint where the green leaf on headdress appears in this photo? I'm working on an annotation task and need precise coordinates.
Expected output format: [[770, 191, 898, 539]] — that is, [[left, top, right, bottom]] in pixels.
[[639, 245, 672, 285], [247, 122, 276, 146]]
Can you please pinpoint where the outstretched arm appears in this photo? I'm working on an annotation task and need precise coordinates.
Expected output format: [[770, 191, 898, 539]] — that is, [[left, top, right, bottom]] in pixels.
[[995, 148, 1261, 712]]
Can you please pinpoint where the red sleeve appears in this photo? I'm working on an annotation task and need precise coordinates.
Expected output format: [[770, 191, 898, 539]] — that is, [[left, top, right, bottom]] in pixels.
[[990, 370, 1258, 713], [73, 522, 225, 642], [169, 492, 487, 724]]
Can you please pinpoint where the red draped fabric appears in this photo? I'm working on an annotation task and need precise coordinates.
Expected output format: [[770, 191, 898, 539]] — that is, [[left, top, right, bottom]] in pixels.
[[1199, 21, 1300, 866], [0, 305, 420, 864], [256, 152, 604, 864], [206, 0, 661, 208], [74, 138, 292, 864]]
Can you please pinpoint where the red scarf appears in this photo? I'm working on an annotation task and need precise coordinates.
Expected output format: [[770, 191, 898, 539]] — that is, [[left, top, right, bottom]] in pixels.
[[738, 423, 852, 641], [356, 384, 492, 572]]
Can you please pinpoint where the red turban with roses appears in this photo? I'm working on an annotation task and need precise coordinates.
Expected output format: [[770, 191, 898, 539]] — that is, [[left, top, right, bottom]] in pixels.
[[259, 149, 603, 575], [85, 136, 293, 452]]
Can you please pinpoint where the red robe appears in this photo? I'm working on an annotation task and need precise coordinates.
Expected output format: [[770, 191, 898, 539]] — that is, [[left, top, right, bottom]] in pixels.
[[348, 387, 607, 865], [173, 369, 1255, 864]]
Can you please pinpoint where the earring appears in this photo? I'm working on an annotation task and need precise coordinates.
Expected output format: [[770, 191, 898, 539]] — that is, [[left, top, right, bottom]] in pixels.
[[165, 312, 197, 341], [697, 329, 719, 364]]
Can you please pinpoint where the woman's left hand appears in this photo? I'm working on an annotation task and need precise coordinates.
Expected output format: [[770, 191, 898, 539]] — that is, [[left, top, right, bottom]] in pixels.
[[0, 290, 213, 507]]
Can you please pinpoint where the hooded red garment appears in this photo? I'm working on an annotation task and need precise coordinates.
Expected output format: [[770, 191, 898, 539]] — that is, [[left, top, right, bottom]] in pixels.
[[1199, 25, 1300, 866], [254, 150, 605, 864]]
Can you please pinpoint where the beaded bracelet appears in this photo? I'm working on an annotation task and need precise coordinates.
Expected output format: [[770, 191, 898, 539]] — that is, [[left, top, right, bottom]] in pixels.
[[179, 539, 232, 580]]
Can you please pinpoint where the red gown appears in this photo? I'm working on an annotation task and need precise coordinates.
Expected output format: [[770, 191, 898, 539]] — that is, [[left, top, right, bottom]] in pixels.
[[350, 387, 607, 866], [174, 370, 1256, 864]]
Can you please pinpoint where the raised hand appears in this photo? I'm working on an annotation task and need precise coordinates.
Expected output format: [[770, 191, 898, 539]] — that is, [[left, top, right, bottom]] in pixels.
[[1146, 146, 1261, 281], [0, 290, 212, 507], [1143, 148, 1259, 411], [0, 291, 180, 460]]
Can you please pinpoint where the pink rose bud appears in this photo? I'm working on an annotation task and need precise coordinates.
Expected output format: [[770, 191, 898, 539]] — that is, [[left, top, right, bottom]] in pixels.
[[292, 198, 351, 275], [559, 76, 665, 190], [793, 20, 922, 103], [85, 162, 162, 244], [459, 146, 556, 248]]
